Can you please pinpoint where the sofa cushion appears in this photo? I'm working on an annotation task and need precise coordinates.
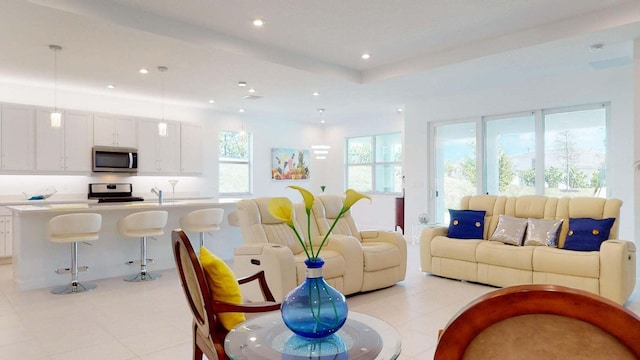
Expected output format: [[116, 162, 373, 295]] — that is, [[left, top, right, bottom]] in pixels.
[[533, 246, 600, 278], [362, 242, 401, 271], [432, 236, 482, 262], [476, 241, 534, 270], [448, 209, 486, 239], [563, 218, 615, 252], [489, 215, 527, 246], [523, 218, 563, 247]]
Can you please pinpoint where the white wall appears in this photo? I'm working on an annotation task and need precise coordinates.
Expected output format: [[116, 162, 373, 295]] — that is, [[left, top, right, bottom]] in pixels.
[[403, 65, 636, 241]]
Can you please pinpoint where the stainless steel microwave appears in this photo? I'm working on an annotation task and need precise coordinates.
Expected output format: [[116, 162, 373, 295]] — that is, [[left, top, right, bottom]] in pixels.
[[92, 146, 138, 173]]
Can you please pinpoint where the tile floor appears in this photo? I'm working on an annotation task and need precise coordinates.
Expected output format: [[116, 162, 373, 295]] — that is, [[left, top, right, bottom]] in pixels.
[[1, 243, 639, 360]]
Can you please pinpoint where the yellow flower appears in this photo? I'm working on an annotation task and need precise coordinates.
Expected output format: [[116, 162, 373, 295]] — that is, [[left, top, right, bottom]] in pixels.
[[269, 187, 371, 260], [289, 186, 314, 210], [268, 197, 295, 227], [343, 189, 371, 210]]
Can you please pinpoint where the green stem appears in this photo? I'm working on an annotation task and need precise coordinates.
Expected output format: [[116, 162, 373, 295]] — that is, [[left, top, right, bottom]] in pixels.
[[306, 208, 315, 258], [315, 208, 347, 257], [291, 226, 311, 259]]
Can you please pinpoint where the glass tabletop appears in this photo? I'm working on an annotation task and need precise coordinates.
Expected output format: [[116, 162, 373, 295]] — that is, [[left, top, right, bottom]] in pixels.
[[224, 311, 401, 360]]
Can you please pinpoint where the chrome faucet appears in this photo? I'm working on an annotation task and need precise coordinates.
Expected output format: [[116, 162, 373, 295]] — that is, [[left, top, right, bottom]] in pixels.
[[151, 187, 163, 205]]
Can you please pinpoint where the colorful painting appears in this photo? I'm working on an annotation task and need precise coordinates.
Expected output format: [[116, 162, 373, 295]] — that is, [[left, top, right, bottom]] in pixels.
[[271, 148, 310, 181]]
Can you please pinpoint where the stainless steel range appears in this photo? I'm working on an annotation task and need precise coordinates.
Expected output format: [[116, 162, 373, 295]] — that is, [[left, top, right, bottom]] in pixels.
[[88, 183, 144, 203]]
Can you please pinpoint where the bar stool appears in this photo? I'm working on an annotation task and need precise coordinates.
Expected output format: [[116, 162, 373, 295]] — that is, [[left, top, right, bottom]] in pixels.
[[47, 213, 102, 295], [179, 208, 224, 248], [118, 210, 168, 282]]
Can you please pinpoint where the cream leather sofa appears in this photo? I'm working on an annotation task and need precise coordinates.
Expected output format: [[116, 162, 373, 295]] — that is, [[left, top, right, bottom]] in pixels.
[[420, 195, 636, 305], [234, 195, 407, 301]]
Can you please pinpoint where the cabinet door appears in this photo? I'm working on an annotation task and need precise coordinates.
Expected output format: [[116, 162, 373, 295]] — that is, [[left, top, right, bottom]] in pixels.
[[181, 123, 203, 174], [3, 216, 11, 257], [114, 117, 137, 148], [36, 109, 64, 171], [63, 111, 93, 172], [93, 114, 117, 146], [137, 119, 160, 172], [0, 216, 11, 257], [138, 119, 180, 174], [94, 114, 137, 147], [1, 104, 35, 171], [158, 121, 180, 174]]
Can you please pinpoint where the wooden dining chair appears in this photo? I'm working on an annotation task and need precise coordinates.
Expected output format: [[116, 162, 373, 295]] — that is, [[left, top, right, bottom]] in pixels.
[[172, 229, 281, 360], [435, 284, 640, 359]]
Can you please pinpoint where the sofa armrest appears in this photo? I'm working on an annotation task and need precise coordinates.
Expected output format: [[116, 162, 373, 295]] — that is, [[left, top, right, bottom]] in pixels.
[[314, 234, 365, 295], [420, 226, 449, 273], [600, 239, 636, 305], [233, 243, 297, 302], [359, 230, 407, 281]]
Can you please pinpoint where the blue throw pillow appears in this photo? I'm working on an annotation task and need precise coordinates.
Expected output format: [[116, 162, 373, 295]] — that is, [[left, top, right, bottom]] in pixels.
[[448, 209, 486, 239], [563, 217, 615, 251]]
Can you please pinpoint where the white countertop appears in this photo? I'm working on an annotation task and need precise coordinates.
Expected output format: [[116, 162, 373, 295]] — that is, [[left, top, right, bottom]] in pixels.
[[6, 198, 240, 213]]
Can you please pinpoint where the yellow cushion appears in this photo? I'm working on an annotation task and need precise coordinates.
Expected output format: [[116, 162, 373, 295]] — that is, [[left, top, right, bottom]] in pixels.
[[199, 246, 245, 330]]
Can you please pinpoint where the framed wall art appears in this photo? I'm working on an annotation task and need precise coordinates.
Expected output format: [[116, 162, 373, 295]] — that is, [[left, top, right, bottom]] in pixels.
[[271, 148, 310, 181]]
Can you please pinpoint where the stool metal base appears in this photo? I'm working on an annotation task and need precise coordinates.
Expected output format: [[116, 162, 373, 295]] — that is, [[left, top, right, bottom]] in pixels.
[[51, 282, 97, 295], [124, 272, 161, 282]]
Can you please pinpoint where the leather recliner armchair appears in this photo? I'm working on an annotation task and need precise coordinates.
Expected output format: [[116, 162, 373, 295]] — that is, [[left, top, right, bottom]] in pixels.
[[233, 196, 407, 301]]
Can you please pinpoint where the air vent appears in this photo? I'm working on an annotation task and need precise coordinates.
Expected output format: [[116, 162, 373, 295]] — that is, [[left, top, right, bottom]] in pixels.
[[242, 95, 263, 100]]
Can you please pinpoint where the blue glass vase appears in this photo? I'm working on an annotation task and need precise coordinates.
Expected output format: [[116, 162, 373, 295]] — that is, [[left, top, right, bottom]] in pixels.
[[281, 258, 348, 339]]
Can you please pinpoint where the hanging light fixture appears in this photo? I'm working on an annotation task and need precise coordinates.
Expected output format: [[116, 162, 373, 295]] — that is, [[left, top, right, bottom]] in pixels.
[[312, 109, 330, 160], [49, 45, 62, 128], [158, 66, 168, 137], [238, 97, 247, 140]]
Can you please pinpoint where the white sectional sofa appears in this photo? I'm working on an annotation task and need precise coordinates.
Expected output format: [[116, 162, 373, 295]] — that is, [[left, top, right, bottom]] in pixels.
[[420, 195, 636, 304], [234, 195, 407, 301]]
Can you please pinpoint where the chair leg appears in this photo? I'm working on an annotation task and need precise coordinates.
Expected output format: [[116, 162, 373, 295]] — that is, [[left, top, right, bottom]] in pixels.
[[124, 236, 161, 282], [52, 242, 97, 295]]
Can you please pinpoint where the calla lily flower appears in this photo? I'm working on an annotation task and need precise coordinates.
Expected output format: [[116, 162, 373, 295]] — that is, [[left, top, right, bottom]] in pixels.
[[268, 197, 295, 227], [343, 189, 371, 211], [289, 185, 315, 210]]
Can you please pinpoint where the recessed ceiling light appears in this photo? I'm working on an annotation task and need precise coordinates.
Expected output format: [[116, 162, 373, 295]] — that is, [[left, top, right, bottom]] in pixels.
[[248, 88, 256, 93], [139, 68, 149, 74], [253, 18, 264, 27], [317, 108, 325, 113], [208, 99, 215, 104], [238, 81, 247, 87], [239, 108, 245, 113], [396, 108, 403, 112], [312, 91, 320, 96], [106, 84, 115, 89], [361, 53, 370, 60]]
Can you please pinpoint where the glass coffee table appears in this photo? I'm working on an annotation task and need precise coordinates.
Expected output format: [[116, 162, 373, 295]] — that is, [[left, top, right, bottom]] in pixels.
[[224, 311, 402, 359]]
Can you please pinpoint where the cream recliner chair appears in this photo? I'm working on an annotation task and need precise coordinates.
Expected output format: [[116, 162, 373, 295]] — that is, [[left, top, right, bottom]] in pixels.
[[315, 195, 407, 291], [233, 198, 364, 302]]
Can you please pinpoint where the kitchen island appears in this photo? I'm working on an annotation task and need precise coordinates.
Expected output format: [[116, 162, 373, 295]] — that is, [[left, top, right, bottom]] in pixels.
[[7, 199, 240, 291]]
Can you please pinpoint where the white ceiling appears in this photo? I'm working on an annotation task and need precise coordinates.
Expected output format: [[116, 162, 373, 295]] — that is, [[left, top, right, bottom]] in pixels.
[[1, 0, 639, 123]]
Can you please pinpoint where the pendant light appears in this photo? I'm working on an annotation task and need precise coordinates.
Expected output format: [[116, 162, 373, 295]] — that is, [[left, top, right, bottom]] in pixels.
[[158, 66, 168, 137], [312, 109, 330, 160], [49, 45, 62, 128]]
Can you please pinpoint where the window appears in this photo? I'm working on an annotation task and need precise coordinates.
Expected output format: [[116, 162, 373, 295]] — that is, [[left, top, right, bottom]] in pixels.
[[430, 103, 608, 224], [346, 133, 402, 194], [219, 130, 251, 195]]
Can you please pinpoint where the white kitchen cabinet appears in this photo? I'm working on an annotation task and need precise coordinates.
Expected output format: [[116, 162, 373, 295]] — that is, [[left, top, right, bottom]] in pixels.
[[36, 109, 93, 172], [93, 114, 137, 148], [0, 214, 12, 261], [0, 104, 35, 171], [137, 118, 180, 174], [180, 122, 203, 174]]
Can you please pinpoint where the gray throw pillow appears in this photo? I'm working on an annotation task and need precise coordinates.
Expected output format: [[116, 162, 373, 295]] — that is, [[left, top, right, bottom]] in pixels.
[[489, 215, 528, 246], [524, 218, 563, 247]]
